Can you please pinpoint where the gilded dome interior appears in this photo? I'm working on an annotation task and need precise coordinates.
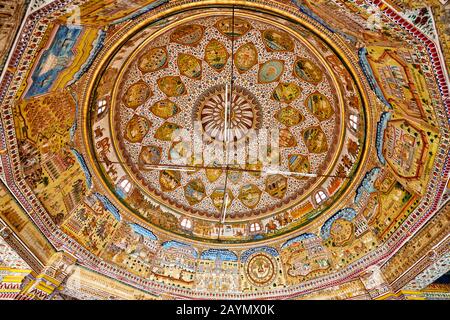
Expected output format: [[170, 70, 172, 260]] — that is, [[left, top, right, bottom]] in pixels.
[[88, 9, 367, 245], [0, 0, 449, 300]]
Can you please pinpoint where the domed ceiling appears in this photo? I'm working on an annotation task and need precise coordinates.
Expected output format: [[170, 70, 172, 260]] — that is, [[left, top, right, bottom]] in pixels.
[[0, 0, 449, 300], [89, 10, 367, 244]]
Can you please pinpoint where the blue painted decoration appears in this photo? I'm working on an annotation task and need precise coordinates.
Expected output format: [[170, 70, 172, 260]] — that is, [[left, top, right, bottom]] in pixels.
[[70, 148, 92, 189], [241, 246, 279, 262], [358, 48, 392, 109], [375, 112, 392, 165], [68, 29, 106, 86], [200, 249, 238, 262], [26, 25, 83, 98], [112, 0, 169, 25], [130, 223, 158, 240], [69, 91, 79, 142], [320, 208, 357, 240], [161, 240, 198, 258], [290, 0, 336, 34], [354, 167, 381, 204], [281, 233, 317, 250], [94, 192, 121, 221]]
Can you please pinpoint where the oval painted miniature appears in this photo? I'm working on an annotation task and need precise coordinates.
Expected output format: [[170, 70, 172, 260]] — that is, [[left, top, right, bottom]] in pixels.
[[184, 179, 206, 205], [170, 24, 204, 46], [169, 141, 190, 161], [275, 106, 304, 127], [122, 81, 151, 109], [238, 184, 262, 209], [154, 122, 182, 141], [258, 60, 284, 83], [138, 145, 162, 169], [305, 92, 334, 121], [216, 17, 252, 38], [138, 47, 168, 73], [124, 115, 151, 143], [204, 40, 229, 71], [302, 126, 328, 153], [177, 53, 202, 79], [272, 82, 301, 103], [159, 170, 181, 192], [293, 58, 323, 84], [157, 76, 186, 97], [210, 188, 234, 212], [228, 167, 243, 184], [234, 43, 258, 73], [205, 161, 223, 182], [265, 174, 288, 199], [150, 99, 179, 119], [288, 154, 311, 179], [262, 29, 294, 51], [279, 128, 297, 148]]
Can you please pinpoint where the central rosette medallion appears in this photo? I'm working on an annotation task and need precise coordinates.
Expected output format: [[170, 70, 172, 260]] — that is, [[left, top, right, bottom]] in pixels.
[[195, 85, 262, 142]]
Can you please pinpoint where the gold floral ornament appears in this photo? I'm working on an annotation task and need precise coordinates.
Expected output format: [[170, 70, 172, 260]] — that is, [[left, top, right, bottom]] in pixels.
[[234, 42, 258, 73], [137, 47, 168, 73], [122, 81, 151, 109], [204, 40, 229, 71], [170, 24, 204, 46], [245, 252, 277, 286], [124, 115, 151, 143], [195, 85, 261, 142], [177, 53, 202, 79], [272, 82, 301, 103]]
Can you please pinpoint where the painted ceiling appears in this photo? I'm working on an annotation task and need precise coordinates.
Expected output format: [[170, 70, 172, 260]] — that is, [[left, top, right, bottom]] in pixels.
[[0, 0, 449, 300]]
